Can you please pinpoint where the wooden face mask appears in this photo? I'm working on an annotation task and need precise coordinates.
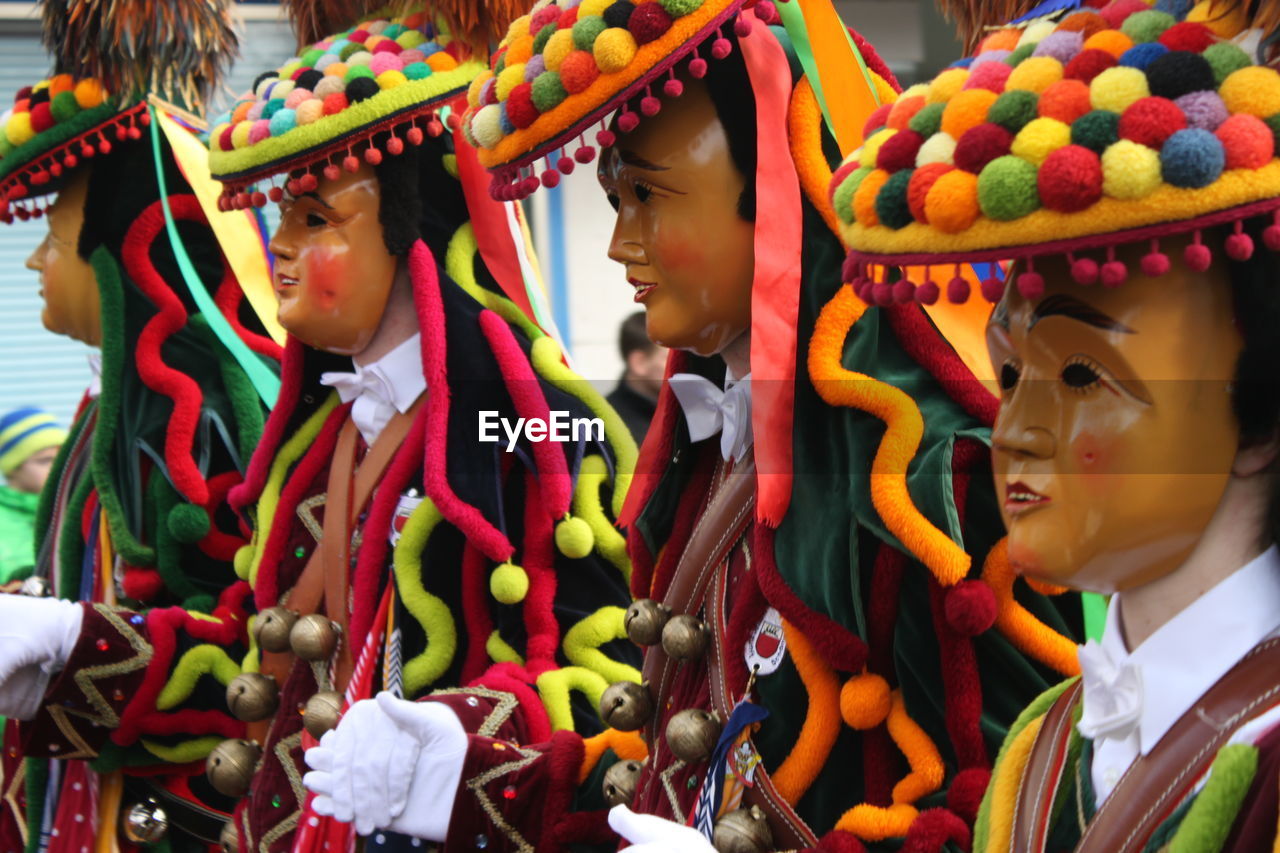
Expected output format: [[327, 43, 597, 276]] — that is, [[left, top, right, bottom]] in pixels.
[[27, 169, 101, 346], [598, 79, 754, 358], [267, 162, 399, 356], [987, 238, 1243, 595]]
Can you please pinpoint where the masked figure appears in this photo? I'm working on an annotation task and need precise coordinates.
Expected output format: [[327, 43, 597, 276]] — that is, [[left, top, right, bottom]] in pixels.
[[303, 1, 1086, 851], [842, 1, 1280, 850]]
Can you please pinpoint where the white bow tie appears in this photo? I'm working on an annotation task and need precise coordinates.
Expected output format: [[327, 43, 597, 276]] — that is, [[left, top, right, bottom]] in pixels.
[[668, 373, 753, 462], [1076, 639, 1144, 742], [320, 366, 397, 444]]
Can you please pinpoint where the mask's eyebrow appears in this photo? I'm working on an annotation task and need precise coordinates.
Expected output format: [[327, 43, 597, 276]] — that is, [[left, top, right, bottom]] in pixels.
[[618, 149, 670, 171], [281, 190, 334, 209], [1030, 294, 1135, 333]]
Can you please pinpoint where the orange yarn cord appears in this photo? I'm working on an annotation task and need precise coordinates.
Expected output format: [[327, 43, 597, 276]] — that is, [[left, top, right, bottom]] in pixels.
[[578, 728, 649, 784], [982, 537, 1081, 676], [771, 620, 842, 804], [788, 77, 842, 240], [808, 284, 971, 586]]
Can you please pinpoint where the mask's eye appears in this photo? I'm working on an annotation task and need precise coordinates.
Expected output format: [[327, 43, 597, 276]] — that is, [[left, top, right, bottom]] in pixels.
[[633, 181, 653, 203], [306, 212, 328, 227], [999, 360, 1021, 392], [605, 192, 619, 212], [1062, 356, 1101, 392]]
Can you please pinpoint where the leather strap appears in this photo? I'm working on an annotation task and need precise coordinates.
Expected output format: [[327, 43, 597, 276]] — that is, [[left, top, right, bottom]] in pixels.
[[1011, 681, 1082, 853], [1012, 637, 1280, 853]]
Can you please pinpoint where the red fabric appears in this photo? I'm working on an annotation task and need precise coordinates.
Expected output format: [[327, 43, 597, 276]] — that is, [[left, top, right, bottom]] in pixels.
[[232, 336, 306, 511], [520, 470, 561, 667], [213, 268, 285, 360], [619, 349, 686, 531], [648, 448, 716, 601], [469, 662, 553, 743], [198, 471, 250, 561], [460, 541, 497, 684], [902, 808, 971, 852]]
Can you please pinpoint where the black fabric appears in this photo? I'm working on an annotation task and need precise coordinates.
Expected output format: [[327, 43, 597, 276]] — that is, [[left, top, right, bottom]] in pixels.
[[605, 376, 657, 443]]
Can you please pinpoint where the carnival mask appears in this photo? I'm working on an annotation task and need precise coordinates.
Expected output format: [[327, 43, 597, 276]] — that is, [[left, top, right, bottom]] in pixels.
[[268, 163, 398, 356], [987, 238, 1242, 594], [26, 169, 101, 346], [598, 79, 754, 358]]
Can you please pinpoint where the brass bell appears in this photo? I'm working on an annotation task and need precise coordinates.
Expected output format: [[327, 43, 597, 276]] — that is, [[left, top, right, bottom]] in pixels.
[[602, 759, 643, 807], [599, 681, 654, 732], [206, 738, 262, 798], [625, 599, 671, 647], [712, 806, 773, 853], [303, 690, 343, 738], [219, 820, 239, 853], [122, 800, 169, 844], [225, 672, 279, 722], [665, 708, 721, 763], [289, 613, 340, 661], [19, 575, 51, 597], [661, 614, 710, 661], [254, 607, 298, 653]]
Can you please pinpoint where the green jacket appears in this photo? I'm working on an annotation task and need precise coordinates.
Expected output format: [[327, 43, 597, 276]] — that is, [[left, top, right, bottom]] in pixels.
[[0, 485, 38, 584]]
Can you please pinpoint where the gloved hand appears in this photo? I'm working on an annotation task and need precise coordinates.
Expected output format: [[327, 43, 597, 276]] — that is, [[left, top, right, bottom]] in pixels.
[[0, 594, 83, 719], [304, 691, 468, 841], [609, 805, 717, 852]]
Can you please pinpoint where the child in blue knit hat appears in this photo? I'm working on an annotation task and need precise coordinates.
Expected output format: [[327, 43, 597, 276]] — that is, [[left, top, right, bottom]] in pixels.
[[0, 407, 65, 584]]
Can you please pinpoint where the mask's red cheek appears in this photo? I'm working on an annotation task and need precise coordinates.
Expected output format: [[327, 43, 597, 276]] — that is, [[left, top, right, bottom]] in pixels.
[[652, 223, 705, 279], [302, 245, 353, 310]]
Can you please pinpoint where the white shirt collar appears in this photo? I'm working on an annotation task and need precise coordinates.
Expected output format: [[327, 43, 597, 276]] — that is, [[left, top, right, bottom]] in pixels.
[[320, 333, 426, 445]]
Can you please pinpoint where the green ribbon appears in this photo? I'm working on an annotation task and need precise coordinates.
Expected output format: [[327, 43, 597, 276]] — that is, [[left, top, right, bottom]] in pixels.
[[147, 106, 279, 406]]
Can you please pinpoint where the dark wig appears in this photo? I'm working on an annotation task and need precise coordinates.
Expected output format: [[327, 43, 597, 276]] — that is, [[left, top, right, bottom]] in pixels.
[[372, 131, 471, 259]]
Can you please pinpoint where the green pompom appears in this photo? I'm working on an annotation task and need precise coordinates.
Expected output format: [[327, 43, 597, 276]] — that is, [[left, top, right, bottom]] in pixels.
[[345, 65, 375, 82], [1203, 42, 1252, 86], [572, 16, 608, 51], [339, 42, 364, 61], [988, 90, 1038, 133], [1071, 110, 1119, 154], [50, 91, 80, 123], [659, 0, 704, 16], [532, 22, 559, 54], [382, 24, 406, 39], [875, 169, 914, 229], [908, 102, 945, 138], [1120, 10, 1175, 43], [832, 166, 871, 223], [1005, 43, 1037, 66], [167, 503, 211, 544], [489, 562, 530, 604], [555, 515, 595, 559], [531, 71, 568, 112], [301, 48, 325, 66], [978, 155, 1041, 221], [182, 594, 216, 614]]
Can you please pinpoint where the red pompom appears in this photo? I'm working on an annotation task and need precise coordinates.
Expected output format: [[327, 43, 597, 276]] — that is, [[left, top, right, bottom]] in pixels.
[[373, 40, 403, 55], [663, 77, 684, 97], [981, 276, 1005, 302], [127, 125, 142, 141], [1017, 270, 1045, 300], [916, 280, 940, 305], [954, 123, 1014, 173], [1039, 79, 1093, 123], [29, 102, 54, 133], [122, 567, 165, 602], [49, 162, 62, 177], [617, 110, 640, 133], [597, 129, 617, 147], [1264, 225, 1280, 251], [629, 2, 673, 44], [575, 145, 596, 163], [63, 153, 78, 169], [323, 163, 341, 181], [907, 163, 953, 222], [902, 809, 971, 853], [322, 92, 349, 115], [386, 136, 404, 155], [251, 191, 267, 207], [364, 147, 383, 165], [1071, 256, 1099, 284], [1226, 231, 1255, 260], [286, 178, 301, 196], [1100, 259, 1128, 287], [343, 154, 360, 172], [1140, 251, 1170, 277], [446, 112, 461, 131], [348, 28, 370, 43], [640, 95, 662, 116], [947, 275, 971, 304], [688, 56, 708, 78], [1099, 0, 1149, 27], [97, 140, 111, 155], [893, 278, 916, 303], [1063, 48, 1117, 83], [1185, 241, 1212, 271], [218, 125, 235, 151], [873, 280, 895, 305], [557, 155, 576, 174], [863, 102, 893, 139], [733, 14, 753, 37], [947, 767, 992, 825], [117, 124, 129, 141], [944, 580, 997, 636], [531, 4, 561, 29], [1216, 114, 1275, 170], [815, 830, 868, 853], [1158, 21, 1214, 53], [506, 82, 539, 129], [558, 6, 579, 28], [409, 125, 427, 144], [269, 186, 285, 202], [755, 0, 779, 24], [967, 61, 1013, 94], [560, 50, 601, 94], [711, 37, 732, 59], [235, 192, 251, 209], [1038, 145, 1103, 212], [876, 129, 926, 172], [541, 170, 561, 188], [1119, 97, 1186, 148], [522, 175, 541, 195]]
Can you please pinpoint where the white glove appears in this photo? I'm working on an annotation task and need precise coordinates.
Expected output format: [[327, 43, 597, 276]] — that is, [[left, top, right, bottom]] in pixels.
[[609, 805, 717, 852], [304, 691, 467, 841], [0, 594, 83, 719]]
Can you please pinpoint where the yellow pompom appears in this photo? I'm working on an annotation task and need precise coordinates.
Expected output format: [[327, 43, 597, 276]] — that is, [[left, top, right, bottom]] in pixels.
[[233, 544, 253, 580], [295, 100, 325, 125], [230, 121, 253, 149], [1011, 117, 1071, 166], [1006, 56, 1064, 94], [544, 29, 575, 71], [376, 70, 407, 90], [1220, 66, 1280, 118], [496, 64, 526, 101], [915, 132, 957, 167], [489, 562, 530, 604], [555, 515, 595, 559], [1089, 66, 1150, 113], [6, 112, 34, 147], [471, 104, 504, 148], [467, 70, 493, 107], [924, 169, 980, 233], [1017, 19, 1057, 47], [506, 34, 535, 65], [858, 127, 895, 170], [505, 14, 532, 43], [840, 673, 892, 730], [594, 27, 638, 74], [899, 83, 929, 101], [940, 89, 999, 140], [579, 0, 612, 15], [73, 78, 106, 109], [1101, 139, 1162, 199], [926, 68, 969, 104]]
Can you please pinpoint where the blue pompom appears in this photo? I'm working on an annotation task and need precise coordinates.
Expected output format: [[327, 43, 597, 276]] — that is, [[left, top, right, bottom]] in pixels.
[[261, 97, 286, 119], [499, 103, 515, 135], [951, 56, 975, 68], [1154, 0, 1192, 16], [1160, 128, 1225, 188], [422, 42, 443, 56], [1118, 42, 1168, 69], [269, 108, 297, 136]]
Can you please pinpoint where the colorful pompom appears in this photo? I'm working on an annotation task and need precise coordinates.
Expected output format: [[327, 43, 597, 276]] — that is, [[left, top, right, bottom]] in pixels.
[[593, 27, 638, 73], [269, 108, 297, 136], [1006, 56, 1064, 94], [941, 89, 999, 140], [1011, 116, 1072, 165], [989, 90, 1039, 132], [908, 102, 945, 137], [954, 123, 1014, 173], [1038, 144, 1103, 211], [1089, 65, 1150, 113], [572, 15, 609, 51], [978, 154, 1040, 220], [1100, 0, 1152, 29], [1120, 9, 1177, 43], [1071, 109, 1120, 153], [924, 169, 980, 233], [296, 99, 325, 125], [927, 67, 970, 104], [1220, 66, 1280, 118], [1101, 138, 1162, 198], [1118, 42, 1168, 69], [629, 2, 672, 43], [1176, 90, 1228, 131], [1038, 79, 1092, 123], [916, 131, 958, 167], [1215, 113, 1274, 170], [965, 61, 1012, 93], [832, 166, 871, 223], [1202, 42, 1252, 86], [1157, 21, 1214, 52], [862, 102, 893, 138], [907, 163, 953, 222], [1083, 29, 1134, 58], [840, 673, 891, 730], [887, 96, 926, 131], [1118, 96, 1185, 148], [544, 30, 576, 69], [73, 79, 105, 109], [877, 129, 925, 172], [875, 169, 915, 229], [1146, 51, 1216, 101], [852, 169, 890, 227], [1160, 127, 1225, 187], [1033, 30, 1084, 65], [472, 103, 504, 148], [506, 82, 539, 128], [1064, 49, 1117, 83], [560, 50, 600, 93]]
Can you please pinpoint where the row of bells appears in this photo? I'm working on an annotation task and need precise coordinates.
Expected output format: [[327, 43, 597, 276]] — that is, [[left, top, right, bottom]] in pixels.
[[120, 799, 237, 853]]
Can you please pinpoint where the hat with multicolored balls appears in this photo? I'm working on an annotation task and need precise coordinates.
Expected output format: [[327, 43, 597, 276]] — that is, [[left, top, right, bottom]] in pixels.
[[836, 0, 1280, 306], [206, 6, 493, 209], [461, 0, 792, 198]]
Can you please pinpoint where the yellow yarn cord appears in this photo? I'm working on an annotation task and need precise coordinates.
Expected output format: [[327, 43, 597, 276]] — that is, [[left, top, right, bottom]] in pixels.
[[772, 620, 842, 805], [536, 665, 610, 731], [808, 283, 970, 586], [140, 735, 224, 765], [980, 715, 1045, 853], [572, 454, 631, 581], [486, 630, 525, 665], [982, 538, 1081, 676], [444, 222, 545, 342], [246, 393, 340, 585], [156, 644, 242, 709], [393, 497, 459, 695], [563, 605, 641, 686]]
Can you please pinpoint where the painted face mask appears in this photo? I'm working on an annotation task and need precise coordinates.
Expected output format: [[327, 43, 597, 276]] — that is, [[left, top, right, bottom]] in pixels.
[[267, 163, 398, 356], [987, 239, 1242, 594], [26, 169, 101, 346], [598, 79, 754, 358]]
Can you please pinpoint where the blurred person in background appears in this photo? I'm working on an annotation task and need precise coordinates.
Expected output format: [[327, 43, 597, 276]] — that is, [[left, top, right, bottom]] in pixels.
[[607, 311, 667, 442], [0, 407, 65, 585]]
